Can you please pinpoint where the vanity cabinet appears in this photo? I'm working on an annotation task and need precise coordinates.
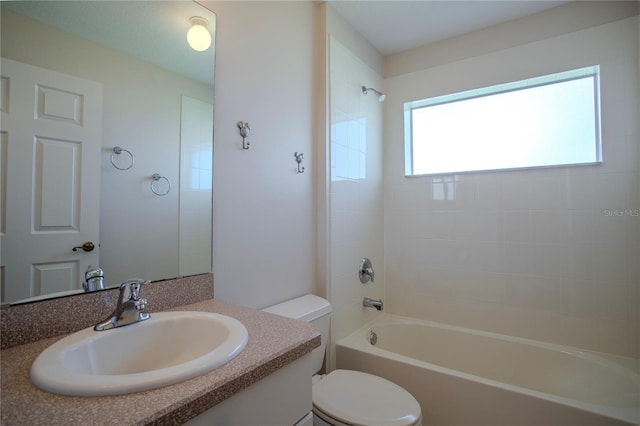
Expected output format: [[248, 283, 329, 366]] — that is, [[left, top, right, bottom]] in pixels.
[[0, 294, 320, 425], [186, 354, 312, 425]]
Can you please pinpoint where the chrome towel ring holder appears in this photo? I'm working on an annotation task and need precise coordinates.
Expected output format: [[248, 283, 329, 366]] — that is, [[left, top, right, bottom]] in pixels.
[[110, 146, 134, 170], [151, 173, 171, 196]]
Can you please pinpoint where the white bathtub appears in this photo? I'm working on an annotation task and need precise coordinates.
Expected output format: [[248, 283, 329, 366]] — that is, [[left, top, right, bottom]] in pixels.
[[336, 315, 639, 426]]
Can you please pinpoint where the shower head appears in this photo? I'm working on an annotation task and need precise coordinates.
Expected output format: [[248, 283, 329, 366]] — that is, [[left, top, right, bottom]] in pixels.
[[362, 86, 386, 102]]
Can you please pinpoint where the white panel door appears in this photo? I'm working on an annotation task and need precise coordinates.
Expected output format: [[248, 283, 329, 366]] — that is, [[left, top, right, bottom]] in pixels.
[[0, 58, 103, 302]]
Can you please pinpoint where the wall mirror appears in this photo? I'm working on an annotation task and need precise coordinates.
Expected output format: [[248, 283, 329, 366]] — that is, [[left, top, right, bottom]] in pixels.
[[0, 1, 216, 304]]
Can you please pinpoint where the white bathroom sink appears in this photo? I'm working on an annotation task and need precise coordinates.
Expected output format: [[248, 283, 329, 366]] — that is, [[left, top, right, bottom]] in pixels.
[[30, 311, 248, 396]]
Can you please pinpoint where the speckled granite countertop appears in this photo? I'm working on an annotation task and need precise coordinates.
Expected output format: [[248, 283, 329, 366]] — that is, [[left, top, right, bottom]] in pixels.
[[0, 298, 320, 425]]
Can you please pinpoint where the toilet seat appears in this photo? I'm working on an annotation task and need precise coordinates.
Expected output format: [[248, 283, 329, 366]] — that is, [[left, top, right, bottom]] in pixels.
[[312, 370, 421, 426]]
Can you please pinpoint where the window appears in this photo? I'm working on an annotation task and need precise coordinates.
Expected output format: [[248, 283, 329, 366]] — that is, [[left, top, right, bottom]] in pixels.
[[404, 66, 601, 176]]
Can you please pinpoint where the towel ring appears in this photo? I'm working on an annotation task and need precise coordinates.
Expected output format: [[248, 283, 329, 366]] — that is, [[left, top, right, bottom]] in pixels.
[[151, 173, 171, 196], [110, 146, 134, 170]]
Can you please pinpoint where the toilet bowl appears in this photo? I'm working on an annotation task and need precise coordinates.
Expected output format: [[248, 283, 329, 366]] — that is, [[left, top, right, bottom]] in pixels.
[[263, 294, 422, 426]]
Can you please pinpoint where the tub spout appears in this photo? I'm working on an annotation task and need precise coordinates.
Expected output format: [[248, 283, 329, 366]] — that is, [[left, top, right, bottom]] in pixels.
[[363, 297, 383, 311]]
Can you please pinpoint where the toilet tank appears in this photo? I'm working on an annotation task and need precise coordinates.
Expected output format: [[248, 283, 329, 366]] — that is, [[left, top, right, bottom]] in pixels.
[[263, 294, 331, 374]]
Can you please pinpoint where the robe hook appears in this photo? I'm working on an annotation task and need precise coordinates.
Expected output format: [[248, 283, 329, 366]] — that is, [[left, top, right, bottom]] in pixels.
[[237, 121, 251, 150], [294, 152, 305, 173]]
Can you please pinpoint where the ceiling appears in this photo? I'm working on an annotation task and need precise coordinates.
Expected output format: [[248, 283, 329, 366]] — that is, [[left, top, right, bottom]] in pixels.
[[1, 1, 216, 85], [328, 0, 571, 56], [3, 0, 570, 78]]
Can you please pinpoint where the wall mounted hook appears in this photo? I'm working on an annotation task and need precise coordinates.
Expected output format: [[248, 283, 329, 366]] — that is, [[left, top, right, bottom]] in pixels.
[[294, 152, 305, 173], [237, 121, 251, 149]]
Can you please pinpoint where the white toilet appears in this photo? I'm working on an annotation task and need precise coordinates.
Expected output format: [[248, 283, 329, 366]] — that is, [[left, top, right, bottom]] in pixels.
[[263, 294, 422, 426]]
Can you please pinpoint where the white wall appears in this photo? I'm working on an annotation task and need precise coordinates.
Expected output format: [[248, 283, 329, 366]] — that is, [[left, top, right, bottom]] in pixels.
[[201, 1, 316, 308], [383, 7, 639, 358]]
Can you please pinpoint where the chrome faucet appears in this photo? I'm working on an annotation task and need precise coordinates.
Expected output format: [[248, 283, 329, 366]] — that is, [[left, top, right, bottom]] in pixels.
[[83, 265, 105, 292], [94, 279, 150, 331], [363, 297, 383, 311], [359, 258, 375, 283]]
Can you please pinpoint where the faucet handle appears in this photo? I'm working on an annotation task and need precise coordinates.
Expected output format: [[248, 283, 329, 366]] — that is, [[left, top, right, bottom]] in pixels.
[[368, 267, 375, 283], [119, 279, 148, 301], [135, 297, 147, 310], [359, 258, 375, 283]]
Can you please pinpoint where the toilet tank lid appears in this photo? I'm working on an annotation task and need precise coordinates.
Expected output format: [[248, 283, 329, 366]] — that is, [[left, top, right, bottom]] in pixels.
[[263, 294, 331, 322]]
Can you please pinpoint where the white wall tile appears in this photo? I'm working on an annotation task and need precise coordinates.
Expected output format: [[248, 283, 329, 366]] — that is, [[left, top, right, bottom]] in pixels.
[[501, 211, 533, 243], [530, 210, 570, 244], [530, 244, 570, 278], [329, 37, 384, 352], [383, 16, 639, 357]]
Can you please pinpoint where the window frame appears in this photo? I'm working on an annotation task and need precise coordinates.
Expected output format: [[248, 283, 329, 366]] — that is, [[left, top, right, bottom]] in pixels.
[[404, 66, 602, 176]]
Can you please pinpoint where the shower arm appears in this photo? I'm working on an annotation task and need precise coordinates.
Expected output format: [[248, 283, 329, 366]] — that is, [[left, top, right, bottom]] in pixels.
[[362, 86, 385, 102]]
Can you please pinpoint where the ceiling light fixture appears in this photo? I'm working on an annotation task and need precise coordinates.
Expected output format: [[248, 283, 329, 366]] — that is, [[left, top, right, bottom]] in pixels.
[[187, 16, 211, 52]]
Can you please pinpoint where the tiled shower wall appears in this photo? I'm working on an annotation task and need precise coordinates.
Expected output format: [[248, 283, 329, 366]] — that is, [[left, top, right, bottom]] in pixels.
[[384, 16, 639, 358], [329, 36, 384, 363]]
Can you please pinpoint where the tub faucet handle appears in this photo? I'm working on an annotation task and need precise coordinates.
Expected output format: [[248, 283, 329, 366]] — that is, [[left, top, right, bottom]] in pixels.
[[359, 258, 375, 283]]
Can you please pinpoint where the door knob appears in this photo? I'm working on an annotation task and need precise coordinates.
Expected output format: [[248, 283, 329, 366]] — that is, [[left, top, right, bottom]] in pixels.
[[72, 241, 95, 252]]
